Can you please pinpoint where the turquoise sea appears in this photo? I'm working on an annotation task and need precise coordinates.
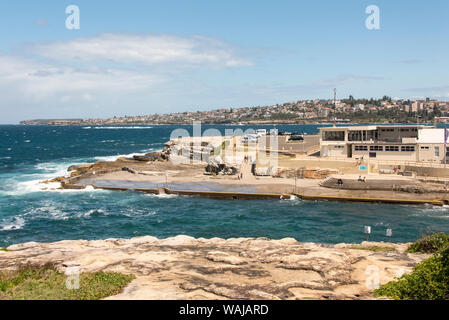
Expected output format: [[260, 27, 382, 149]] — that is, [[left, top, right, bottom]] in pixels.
[[1, 124, 449, 247]]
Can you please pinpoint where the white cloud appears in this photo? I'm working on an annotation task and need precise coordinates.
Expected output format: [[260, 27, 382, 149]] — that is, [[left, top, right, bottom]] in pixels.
[[0, 54, 167, 101], [0, 33, 253, 113], [31, 33, 253, 68]]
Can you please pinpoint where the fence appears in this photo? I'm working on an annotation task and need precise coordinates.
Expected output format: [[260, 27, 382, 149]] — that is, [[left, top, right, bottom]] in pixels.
[[292, 155, 449, 169]]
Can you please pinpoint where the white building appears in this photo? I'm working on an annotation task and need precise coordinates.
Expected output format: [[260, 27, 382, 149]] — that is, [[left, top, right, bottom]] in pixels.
[[319, 125, 449, 163]]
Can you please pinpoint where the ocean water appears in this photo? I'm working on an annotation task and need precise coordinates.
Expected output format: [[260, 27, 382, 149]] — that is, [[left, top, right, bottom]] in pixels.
[[1, 124, 449, 247]]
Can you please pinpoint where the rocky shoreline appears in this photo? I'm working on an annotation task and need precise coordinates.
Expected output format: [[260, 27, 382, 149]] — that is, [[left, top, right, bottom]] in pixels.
[[0, 236, 427, 300]]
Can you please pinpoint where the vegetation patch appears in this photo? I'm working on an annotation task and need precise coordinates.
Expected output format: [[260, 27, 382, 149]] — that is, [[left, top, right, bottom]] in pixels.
[[407, 232, 449, 254], [374, 236, 449, 300], [0, 248, 8, 252], [349, 245, 397, 252], [0, 264, 134, 300]]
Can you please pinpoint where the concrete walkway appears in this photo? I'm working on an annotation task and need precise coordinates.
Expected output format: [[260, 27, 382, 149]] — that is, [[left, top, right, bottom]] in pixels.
[[239, 162, 257, 182]]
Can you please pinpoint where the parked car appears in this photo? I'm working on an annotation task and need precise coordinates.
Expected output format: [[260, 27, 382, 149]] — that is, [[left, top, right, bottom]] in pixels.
[[241, 134, 258, 143], [290, 133, 304, 141]]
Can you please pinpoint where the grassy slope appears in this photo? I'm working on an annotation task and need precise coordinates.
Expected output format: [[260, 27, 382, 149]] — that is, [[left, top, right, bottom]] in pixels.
[[0, 264, 134, 300]]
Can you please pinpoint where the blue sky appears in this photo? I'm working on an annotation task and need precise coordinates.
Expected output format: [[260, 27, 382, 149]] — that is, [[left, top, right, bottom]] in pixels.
[[0, 0, 448, 123]]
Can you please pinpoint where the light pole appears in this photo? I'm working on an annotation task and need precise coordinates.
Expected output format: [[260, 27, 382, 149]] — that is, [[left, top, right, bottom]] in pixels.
[[165, 171, 168, 189], [445, 122, 447, 168], [294, 175, 297, 194]]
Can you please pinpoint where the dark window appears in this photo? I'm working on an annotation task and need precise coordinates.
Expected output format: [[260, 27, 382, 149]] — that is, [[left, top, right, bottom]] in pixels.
[[386, 146, 399, 152], [369, 152, 377, 158], [324, 131, 345, 141], [401, 146, 415, 152]]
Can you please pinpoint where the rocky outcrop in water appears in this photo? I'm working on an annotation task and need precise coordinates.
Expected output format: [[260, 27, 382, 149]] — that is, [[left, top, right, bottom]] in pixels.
[[133, 152, 169, 162], [0, 236, 425, 300]]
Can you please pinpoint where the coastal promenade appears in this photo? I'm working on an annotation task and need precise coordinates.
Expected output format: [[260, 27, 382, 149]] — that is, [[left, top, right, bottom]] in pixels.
[[62, 177, 449, 206], [57, 162, 449, 208]]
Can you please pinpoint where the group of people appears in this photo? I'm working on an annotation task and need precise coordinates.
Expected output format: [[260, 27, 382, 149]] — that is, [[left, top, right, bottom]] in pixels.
[[355, 156, 364, 166], [244, 155, 253, 163]]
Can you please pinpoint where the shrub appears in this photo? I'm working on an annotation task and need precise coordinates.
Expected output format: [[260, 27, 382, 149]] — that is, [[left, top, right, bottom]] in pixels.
[[374, 245, 449, 300], [407, 232, 449, 254]]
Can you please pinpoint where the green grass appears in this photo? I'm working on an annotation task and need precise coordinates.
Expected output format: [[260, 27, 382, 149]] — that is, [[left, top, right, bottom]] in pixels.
[[0, 264, 134, 300], [0, 248, 8, 252], [349, 245, 397, 252], [407, 232, 449, 254], [374, 233, 449, 300]]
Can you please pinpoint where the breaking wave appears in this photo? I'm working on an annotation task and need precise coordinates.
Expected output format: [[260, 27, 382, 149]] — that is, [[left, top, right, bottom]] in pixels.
[[1, 216, 25, 231]]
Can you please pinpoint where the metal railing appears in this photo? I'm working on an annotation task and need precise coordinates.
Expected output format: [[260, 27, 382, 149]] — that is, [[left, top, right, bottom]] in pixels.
[[291, 155, 449, 168]]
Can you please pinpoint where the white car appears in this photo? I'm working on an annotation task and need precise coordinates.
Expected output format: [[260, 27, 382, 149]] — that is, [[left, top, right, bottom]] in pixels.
[[241, 134, 258, 143]]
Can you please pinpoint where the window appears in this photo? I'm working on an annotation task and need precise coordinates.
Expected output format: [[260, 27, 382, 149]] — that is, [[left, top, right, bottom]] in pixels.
[[323, 131, 345, 141], [369, 152, 377, 158], [334, 145, 344, 149], [400, 128, 409, 132], [355, 146, 368, 151], [386, 146, 399, 152], [420, 146, 430, 150], [370, 146, 383, 151], [435, 146, 440, 157], [401, 146, 415, 152]]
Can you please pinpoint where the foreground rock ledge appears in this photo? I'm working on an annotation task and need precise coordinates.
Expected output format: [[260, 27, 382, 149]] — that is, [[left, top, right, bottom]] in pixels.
[[0, 236, 426, 300]]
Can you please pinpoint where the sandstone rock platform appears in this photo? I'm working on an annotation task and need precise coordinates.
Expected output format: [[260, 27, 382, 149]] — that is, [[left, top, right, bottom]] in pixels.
[[0, 236, 426, 300]]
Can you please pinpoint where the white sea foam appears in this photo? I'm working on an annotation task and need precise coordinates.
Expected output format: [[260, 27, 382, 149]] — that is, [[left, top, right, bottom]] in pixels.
[[93, 126, 153, 130], [1, 146, 160, 196], [145, 193, 178, 199], [26, 202, 69, 220], [79, 209, 105, 218], [1, 160, 101, 195], [120, 208, 157, 217], [411, 205, 449, 219], [94, 154, 130, 162], [94, 148, 159, 162], [0, 216, 25, 231]]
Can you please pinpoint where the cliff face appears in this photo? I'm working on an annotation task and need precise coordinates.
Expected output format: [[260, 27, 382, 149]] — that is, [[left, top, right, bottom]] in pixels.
[[0, 236, 425, 300]]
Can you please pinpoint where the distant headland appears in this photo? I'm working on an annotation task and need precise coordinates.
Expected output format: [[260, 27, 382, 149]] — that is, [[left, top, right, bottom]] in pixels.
[[20, 96, 449, 126]]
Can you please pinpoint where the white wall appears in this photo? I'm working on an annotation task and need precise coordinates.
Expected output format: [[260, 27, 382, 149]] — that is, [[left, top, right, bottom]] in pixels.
[[419, 129, 446, 144]]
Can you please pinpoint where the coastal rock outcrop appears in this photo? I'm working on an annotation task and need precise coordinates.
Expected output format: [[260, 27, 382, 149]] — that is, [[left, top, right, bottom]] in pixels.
[[133, 152, 169, 162], [0, 237, 425, 300], [205, 157, 239, 175]]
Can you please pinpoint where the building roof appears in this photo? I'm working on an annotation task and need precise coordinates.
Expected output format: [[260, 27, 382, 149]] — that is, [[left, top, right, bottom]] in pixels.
[[319, 125, 431, 131]]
